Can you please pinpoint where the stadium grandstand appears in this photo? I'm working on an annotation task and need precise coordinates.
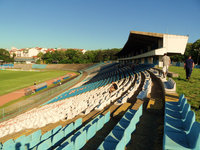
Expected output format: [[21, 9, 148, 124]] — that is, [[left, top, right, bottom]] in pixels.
[[0, 31, 199, 150], [118, 30, 188, 67]]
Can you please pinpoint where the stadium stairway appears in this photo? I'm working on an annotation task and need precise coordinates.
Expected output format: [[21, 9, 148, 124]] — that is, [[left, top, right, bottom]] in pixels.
[[123, 70, 165, 150], [81, 69, 165, 150]]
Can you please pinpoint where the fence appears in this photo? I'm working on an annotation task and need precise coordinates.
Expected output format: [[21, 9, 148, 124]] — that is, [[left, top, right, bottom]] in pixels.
[[0, 71, 83, 122]]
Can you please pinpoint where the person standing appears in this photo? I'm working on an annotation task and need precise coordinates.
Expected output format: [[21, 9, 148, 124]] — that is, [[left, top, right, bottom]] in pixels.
[[184, 56, 194, 81], [162, 53, 171, 78]]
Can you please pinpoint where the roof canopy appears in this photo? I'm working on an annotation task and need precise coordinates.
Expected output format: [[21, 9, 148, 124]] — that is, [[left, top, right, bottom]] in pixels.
[[118, 30, 163, 57], [15, 57, 35, 62]]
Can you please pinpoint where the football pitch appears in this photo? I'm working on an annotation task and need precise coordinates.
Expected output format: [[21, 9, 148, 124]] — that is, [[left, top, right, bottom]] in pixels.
[[0, 70, 78, 96]]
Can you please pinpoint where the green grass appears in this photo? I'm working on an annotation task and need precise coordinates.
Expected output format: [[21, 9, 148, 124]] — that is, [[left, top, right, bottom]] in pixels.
[[169, 66, 200, 122], [0, 70, 78, 96]]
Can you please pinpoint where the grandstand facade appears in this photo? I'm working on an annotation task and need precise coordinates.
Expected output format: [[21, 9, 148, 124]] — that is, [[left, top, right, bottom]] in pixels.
[[118, 30, 188, 67]]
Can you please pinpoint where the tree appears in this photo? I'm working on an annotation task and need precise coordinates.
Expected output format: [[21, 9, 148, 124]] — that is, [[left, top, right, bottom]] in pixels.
[[52, 50, 66, 63], [42, 52, 54, 64], [0, 49, 13, 62], [95, 50, 103, 62], [84, 51, 96, 63], [37, 52, 44, 64], [192, 39, 200, 64], [40, 48, 121, 64], [164, 39, 200, 65]]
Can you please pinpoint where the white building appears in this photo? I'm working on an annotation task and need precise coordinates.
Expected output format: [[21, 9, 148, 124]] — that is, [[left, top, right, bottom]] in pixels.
[[9, 47, 87, 64], [10, 47, 47, 58]]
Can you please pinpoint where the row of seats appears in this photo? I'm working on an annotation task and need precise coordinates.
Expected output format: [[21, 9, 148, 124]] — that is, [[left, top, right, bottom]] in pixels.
[[0, 64, 154, 144], [136, 71, 152, 100], [0, 67, 127, 138], [0, 118, 82, 150], [53, 79, 61, 84], [63, 76, 70, 80], [149, 68, 162, 78], [98, 105, 143, 150], [87, 62, 105, 70], [94, 67, 134, 110], [163, 78, 176, 93], [55, 111, 110, 150], [163, 94, 200, 150], [149, 68, 177, 93], [34, 82, 48, 92], [84, 66, 121, 85], [115, 72, 139, 105], [149, 67, 200, 149], [44, 64, 124, 105], [48, 64, 153, 106]]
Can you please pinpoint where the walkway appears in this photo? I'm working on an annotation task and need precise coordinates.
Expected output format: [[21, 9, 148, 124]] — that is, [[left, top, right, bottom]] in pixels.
[[127, 72, 165, 150]]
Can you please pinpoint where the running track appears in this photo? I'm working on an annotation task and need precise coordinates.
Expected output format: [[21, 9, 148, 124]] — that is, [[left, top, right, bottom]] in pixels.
[[0, 73, 77, 106]]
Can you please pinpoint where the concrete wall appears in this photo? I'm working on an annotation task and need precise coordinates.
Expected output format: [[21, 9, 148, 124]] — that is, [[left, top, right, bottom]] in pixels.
[[14, 64, 32, 70], [46, 64, 94, 71], [14, 64, 94, 71], [163, 34, 188, 55]]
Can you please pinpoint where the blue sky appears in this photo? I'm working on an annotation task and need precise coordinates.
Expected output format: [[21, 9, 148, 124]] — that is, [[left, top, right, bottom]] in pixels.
[[0, 0, 199, 50]]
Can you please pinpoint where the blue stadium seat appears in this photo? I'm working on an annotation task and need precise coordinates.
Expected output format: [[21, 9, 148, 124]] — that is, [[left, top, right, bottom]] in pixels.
[[52, 130, 65, 147], [163, 122, 200, 150], [37, 137, 52, 150], [163, 94, 200, 150], [104, 111, 110, 124], [53, 125, 62, 135], [15, 135, 27, 150], [168, 94, 185, 105], [136, 90, 147, 100], [98, 105, 143, 150], [165, 103, 190, 120], [56, 141, 74, 150], [73, 130, 87, 150], [29, 129, 42, 149], [62, 123, 74, 137], [74, 118, 82, 130], [98, 136, 125, 150], [165, 98, 187, 112], [165, 111, 195, 133], [84, 122, 97, 140], [41, 130, 52, 141], [97, 116, 105, 131], [3, 139, 15, 150]]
